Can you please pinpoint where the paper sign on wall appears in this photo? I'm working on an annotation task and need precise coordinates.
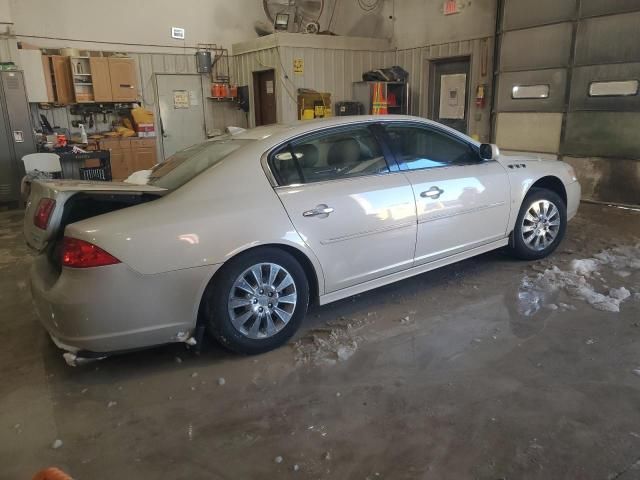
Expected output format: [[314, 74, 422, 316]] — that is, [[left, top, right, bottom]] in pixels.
[[173, 90, 190, 108], [266, 80, 274, 95], [439, 74, 466, 119], [293, 59, 304, 75]]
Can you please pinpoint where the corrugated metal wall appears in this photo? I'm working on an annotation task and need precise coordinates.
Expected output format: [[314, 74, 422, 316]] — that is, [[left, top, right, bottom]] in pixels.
[[394, 37, 494, 142], [235, 46, 395, 126], [35, 51, 247, 158], [234, 38, 492, 141], [495, 0, 640, 203]]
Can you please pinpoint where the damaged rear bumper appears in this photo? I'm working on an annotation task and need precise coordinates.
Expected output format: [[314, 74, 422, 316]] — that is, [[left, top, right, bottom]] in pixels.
[[30, 254, 219, 360]]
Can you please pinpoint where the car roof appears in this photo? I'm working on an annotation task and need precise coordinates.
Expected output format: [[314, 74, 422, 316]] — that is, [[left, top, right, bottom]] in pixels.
[[231, 115, 479, 147]]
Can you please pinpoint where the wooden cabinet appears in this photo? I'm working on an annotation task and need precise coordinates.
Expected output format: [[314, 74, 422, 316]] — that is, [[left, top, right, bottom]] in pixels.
[[132, 139, 157, 171], [108, 58, 138, 102], [18, 49, 50, 102], [90, 57, 113, 102], [100, 137, 157, 181], [49, 55, 74, 104], [23, 54, 138, 104]]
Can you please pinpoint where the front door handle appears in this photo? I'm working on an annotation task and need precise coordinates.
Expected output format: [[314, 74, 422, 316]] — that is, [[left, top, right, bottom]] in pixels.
[[420, 186, 444, 199], [303, 204, 334, 218]]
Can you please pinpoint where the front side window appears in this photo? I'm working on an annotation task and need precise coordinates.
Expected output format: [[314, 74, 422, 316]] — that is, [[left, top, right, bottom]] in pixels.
[[271, 126, 389, 185], [384, 125, 479, 170]]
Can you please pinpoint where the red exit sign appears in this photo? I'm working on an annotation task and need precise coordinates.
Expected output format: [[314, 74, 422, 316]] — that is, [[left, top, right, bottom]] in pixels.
[[444, 0, 459, 15]]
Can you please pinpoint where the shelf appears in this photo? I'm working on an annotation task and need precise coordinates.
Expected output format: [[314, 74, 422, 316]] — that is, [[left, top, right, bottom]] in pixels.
[[74, 83, 93, 86], [73, 73, 92, 76], [207, 97, 236, 102]]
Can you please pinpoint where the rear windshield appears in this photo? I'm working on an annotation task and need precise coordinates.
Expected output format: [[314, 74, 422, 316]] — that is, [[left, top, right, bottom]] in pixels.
[[148, 137, 253, 190]]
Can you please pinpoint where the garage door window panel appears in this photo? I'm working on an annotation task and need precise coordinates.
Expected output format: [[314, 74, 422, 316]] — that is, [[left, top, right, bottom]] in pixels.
[[384, 125, 480, 170], [270, 127, 390, 186], [588, 80, 639, 97], [512, 84, 550, 99]]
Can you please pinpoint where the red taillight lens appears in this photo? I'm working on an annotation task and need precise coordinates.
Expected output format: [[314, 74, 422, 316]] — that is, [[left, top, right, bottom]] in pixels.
[[33, 198, 56, 230], [61, 237, 121, 268]]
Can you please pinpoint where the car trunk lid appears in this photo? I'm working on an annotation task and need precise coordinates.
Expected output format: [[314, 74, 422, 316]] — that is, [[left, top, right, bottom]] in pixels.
[[24, 180, 166, 252]]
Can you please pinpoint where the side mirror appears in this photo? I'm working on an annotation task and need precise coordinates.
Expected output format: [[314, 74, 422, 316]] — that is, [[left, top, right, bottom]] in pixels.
[[479, 143, 500, 160]]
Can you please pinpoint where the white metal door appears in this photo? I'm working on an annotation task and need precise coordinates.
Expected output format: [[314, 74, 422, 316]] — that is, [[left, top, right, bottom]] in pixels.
[[156, 74, 206, 159], [407, 162, 511, 264]]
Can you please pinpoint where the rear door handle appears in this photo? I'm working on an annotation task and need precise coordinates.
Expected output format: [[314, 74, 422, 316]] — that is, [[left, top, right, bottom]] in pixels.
[[303, 204, 334, 217], [420, 186, 444, 199]]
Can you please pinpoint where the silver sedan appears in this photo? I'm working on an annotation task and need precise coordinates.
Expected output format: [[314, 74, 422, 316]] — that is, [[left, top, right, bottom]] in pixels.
[[25, 116, 581, 364]]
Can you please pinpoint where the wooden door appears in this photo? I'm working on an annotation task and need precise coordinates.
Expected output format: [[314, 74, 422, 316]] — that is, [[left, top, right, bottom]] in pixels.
[[108, 58, 138, 102], [51, 56, 74, 104], [253, 69, 276, 126], [90, 57, 113, 102], [100, 139, 127, 180]]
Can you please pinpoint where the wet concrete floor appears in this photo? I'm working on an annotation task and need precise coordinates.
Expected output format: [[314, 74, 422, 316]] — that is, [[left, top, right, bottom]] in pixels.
[[1, 203, 639, 479]]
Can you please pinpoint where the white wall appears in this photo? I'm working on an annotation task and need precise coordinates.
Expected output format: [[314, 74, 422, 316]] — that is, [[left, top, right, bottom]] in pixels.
[[9, 0, 268, 53], [391, 0, 496, 49], [8, 0, 391, 54], [0, 0, 11, 23]]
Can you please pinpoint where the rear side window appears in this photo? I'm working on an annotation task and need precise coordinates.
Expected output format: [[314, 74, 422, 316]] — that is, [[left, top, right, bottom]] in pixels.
[[384, 125, 479, 170], [148, 137, 252, 190], [270, 126, 389, 186]]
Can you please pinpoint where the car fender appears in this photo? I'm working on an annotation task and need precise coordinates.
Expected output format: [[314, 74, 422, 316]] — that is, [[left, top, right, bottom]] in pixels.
[[498, 154, 579, 233]]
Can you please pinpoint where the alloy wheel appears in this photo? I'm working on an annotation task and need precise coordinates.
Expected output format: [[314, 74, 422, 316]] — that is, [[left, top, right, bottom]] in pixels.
[[521, 199, 561, 251], [227, 262, 298, 339]]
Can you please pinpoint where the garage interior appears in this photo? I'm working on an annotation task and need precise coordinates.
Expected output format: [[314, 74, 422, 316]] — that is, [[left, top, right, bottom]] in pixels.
[[1, 0, 639, 478]]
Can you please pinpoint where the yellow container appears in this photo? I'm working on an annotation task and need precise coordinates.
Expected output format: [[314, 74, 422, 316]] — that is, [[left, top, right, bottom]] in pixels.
[[302, 109, 315, 120]]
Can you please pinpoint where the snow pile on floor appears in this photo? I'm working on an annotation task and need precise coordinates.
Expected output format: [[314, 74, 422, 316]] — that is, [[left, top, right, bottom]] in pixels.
[[293, 316, 369, 366], [523, 244, 640, 313]]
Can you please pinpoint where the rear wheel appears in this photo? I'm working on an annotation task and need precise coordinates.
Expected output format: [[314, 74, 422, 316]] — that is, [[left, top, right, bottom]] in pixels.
[[203, 247, 309, 354], [509, 187, 567, 260]]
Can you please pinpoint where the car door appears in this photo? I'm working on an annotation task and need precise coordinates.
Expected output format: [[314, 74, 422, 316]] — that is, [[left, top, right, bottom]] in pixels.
[[271, 125, 417, 293], [382, 122, 510, 265]]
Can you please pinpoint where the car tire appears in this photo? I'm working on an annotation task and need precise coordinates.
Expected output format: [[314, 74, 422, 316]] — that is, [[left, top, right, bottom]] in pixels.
[[202, 247, 309, 355], [509, 187, 567, 261]]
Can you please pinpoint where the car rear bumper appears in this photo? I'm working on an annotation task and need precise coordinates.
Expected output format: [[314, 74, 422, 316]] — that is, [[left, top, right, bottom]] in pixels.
[[30, 255, 219, 354]]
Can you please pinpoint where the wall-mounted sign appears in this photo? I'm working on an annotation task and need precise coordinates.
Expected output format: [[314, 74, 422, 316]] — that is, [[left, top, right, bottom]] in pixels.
[[171, 27, 185, 39], [266, 80, 274, 95], [439, 74, 466, 119], [173, 90, 190, 108], [443, 0, 459, 15], [293, 59, 304, 75]]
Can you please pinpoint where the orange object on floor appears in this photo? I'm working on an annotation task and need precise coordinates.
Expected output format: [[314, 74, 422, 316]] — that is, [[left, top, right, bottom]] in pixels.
[[32, 467, 73, 480]]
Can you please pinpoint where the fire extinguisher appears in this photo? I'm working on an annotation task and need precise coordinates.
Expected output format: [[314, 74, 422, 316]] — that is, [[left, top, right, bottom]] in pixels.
[[475, 84, 487, 108]]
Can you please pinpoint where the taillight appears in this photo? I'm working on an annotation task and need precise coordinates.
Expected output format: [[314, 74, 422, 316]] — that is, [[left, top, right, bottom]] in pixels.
[[33, 198, 56, 230], [61, 237, 121, 268]]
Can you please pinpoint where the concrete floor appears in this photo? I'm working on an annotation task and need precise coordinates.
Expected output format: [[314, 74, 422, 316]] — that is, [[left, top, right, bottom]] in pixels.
[[1, 203, 640, 480]]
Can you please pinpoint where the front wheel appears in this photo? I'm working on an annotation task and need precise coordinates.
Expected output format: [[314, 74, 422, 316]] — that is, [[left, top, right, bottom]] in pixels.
[[509, 187, 567, 260], [202, 247, 309, 354]]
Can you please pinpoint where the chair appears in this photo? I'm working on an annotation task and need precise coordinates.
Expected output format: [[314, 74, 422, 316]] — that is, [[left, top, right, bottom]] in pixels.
[[22, 153, 62, 176]]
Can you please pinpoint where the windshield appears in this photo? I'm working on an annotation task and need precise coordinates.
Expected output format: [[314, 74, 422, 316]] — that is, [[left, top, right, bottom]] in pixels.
[[148, 137, 253, 190]]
